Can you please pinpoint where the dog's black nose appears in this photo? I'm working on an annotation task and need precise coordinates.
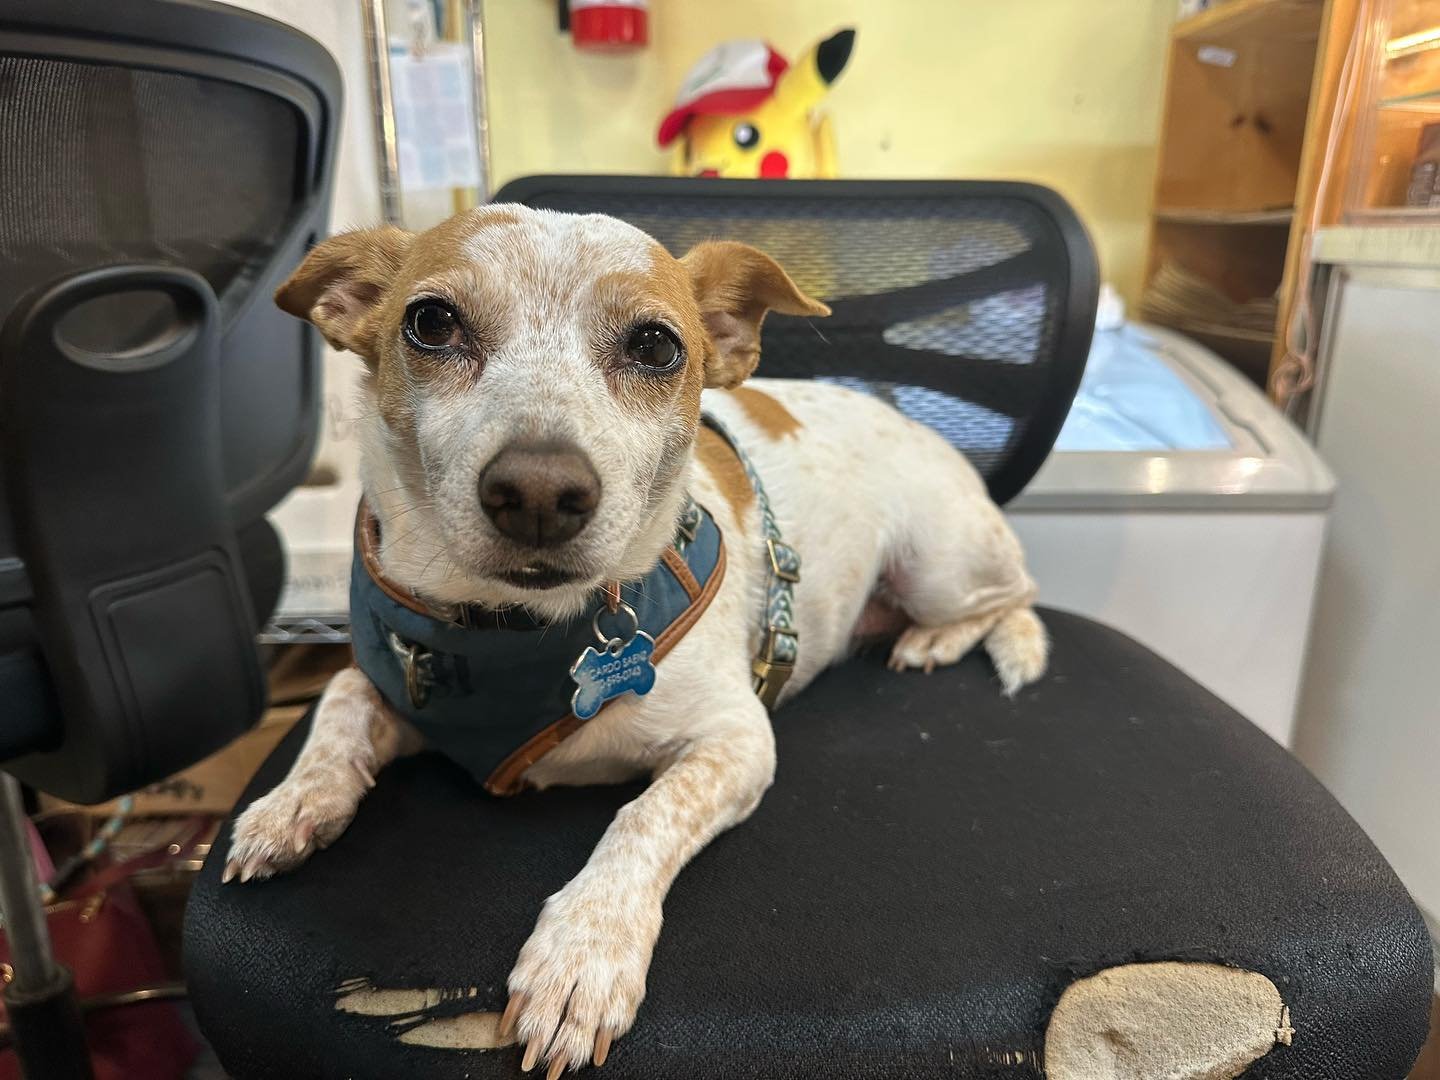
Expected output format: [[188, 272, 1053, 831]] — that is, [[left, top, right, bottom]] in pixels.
[[477, 440, 600, 548]]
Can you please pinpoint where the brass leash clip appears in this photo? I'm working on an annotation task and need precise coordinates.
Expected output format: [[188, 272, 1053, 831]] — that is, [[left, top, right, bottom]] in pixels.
[[752, 624, 799, 709]]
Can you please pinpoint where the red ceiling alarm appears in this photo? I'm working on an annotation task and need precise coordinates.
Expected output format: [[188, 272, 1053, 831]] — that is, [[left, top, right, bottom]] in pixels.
[[569, 0, 648, 51]]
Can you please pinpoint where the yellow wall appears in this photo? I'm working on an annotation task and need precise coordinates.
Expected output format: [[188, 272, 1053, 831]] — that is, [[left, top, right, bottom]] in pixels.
[[485, 0, 1176, 303]]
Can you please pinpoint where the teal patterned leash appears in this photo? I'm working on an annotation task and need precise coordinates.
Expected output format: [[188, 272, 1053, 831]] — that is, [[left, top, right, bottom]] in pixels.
[[700, 412, 800, 708]]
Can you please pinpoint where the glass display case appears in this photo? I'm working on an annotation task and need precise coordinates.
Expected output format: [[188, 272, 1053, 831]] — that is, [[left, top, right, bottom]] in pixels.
[[1346, 0, 1440, 216]]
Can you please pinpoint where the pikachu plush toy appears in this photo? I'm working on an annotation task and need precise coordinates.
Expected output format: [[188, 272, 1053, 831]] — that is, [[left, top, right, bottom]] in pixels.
[[658, 29, 856, 179]]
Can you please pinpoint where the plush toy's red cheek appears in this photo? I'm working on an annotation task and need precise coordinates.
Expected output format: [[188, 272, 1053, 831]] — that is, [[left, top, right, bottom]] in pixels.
[[759, 151, 789, 178]]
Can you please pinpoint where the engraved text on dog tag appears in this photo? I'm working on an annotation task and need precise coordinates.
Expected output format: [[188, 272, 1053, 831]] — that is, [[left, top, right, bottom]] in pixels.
[[569, 630, 657, 720]]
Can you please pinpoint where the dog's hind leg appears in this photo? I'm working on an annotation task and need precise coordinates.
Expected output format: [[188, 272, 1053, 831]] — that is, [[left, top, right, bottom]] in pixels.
[[224, 667, 422, 883], [882, 485, 1048, 694], [888, 608, 1004, 674]]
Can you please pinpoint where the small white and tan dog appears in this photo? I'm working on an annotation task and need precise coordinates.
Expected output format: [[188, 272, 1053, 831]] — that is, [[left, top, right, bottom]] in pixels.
[[225, 206, 1046, 1076]]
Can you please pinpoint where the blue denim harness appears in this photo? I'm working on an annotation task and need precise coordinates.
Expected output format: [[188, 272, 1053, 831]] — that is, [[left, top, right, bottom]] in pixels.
[[349, 414, 798, 797], [350, 497, 726, 796]]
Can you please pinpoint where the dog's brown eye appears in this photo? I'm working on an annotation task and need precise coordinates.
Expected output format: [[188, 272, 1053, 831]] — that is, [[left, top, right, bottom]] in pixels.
[[404, 301, 462, 350], [624, 324, 682, 371]]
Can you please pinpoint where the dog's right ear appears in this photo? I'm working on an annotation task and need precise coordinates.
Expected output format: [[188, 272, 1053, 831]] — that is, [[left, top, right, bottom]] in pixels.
[[274, 226, 413, 357]]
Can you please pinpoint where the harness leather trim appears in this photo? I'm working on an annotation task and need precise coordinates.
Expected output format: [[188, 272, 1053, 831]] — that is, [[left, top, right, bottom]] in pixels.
[[483, 539, 727, 796], [356, 509, 433, 617], [661, 546, 702, 602]]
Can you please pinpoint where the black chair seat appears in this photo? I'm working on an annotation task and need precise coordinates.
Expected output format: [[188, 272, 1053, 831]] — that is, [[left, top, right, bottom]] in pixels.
[[184, 610, 1433, 1079]]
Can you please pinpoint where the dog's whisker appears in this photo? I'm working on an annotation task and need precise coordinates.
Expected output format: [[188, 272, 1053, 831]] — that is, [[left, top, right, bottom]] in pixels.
[[382, 520, 439, 555], [383, 501, 435, 524], [806, 317, 831, 345], [368, 483, 419, 499], [417, 544, 456, 584]]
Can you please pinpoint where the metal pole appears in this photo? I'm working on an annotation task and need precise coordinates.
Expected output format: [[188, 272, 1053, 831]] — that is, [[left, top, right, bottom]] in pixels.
[[467, 0, 492, 201], [0, 772, 92, 1079], [362, 0, 403, 225], [0, 775, 56, 990]]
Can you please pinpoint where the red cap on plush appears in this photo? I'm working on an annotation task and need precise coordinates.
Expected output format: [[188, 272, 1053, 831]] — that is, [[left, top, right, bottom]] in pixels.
[[657, 40, 788, 148]]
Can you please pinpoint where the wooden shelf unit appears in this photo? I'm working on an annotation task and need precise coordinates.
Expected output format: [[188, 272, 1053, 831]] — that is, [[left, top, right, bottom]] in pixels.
[[1142, 0, 1331, 387]]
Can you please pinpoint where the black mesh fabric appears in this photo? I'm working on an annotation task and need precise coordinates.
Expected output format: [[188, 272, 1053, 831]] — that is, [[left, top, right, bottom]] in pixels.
[[496, 179, 1095, 502], [0, 55, 301, 315]]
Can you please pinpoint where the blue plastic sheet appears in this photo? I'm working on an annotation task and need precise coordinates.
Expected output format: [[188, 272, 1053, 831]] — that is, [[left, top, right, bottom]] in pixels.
[[1054, 326, 1233, 451]]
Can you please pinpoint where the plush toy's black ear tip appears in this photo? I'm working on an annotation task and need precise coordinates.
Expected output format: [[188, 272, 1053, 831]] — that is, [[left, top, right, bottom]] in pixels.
[[817, 28, 856, 85]]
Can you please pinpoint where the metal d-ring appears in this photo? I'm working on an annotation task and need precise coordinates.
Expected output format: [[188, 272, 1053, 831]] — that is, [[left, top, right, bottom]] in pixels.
[[386, 630, 432, 709], [592, 601, 640, 653]]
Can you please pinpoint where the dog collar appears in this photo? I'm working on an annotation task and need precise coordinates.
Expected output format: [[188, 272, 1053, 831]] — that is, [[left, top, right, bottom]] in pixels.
[[700, 413, 801, 707], [349, 496, 726, 796]]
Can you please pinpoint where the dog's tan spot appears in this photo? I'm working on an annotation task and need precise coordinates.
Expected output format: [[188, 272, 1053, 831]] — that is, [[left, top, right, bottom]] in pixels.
[[696, 425, 754, 519], [466, 207, 520, 230], [728, 386, 802, 439], [591, 252, 711, 453]]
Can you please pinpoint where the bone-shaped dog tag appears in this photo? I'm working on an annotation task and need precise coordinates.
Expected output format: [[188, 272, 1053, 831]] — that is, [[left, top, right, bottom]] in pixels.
[[569, 630, 657, 720]]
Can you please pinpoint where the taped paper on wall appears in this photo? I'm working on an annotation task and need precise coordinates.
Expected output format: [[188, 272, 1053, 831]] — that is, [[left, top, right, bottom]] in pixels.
[[389, 41, 481, 191]]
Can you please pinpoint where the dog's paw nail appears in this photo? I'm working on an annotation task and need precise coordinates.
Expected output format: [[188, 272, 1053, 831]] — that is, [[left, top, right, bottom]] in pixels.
[[500, 994, 523, 1039], [222, 861, 238, 884], [594, 1030, 612, 1067], [521, 1039, 542, 1072], [546, 1056, 566, 1080], [353, 759, 376, 789], [292, 819, 316, 854]]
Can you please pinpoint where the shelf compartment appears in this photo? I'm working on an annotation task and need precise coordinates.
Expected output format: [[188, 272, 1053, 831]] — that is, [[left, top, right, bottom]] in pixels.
[[1157, 2, 1324, 213], [1154, 206, 1296, 224], [1377, 90, 1440, 108], [1140, 311, 1277, 387], [1175, 0, 1324, 49]]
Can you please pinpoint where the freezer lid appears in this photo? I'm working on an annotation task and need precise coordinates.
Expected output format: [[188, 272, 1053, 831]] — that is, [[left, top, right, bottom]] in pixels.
[[1011, 323, 1335, 511]]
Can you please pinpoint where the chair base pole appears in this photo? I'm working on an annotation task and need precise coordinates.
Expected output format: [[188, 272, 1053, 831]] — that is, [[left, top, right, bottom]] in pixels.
[[0, 774, 93, 1080]]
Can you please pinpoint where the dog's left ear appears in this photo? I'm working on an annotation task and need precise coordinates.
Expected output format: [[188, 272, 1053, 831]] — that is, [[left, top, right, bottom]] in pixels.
[[682, 241, 830, 389]]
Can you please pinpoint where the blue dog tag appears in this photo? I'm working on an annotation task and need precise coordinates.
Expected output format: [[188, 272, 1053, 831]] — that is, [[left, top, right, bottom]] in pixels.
[[569, 609, 657, 720]]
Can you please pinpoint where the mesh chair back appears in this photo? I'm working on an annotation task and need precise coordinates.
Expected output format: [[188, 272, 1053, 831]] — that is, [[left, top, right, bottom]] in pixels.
[[0, 58, 299, 312], [496, 177, 1098, 504], [0, 0, 339, 800], [0, 0, 339, 523]]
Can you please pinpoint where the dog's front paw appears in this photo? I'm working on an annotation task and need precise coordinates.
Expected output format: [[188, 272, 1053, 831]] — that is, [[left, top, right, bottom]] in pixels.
[[502, 878, 660, 1076], [223, 758, 375, 884]]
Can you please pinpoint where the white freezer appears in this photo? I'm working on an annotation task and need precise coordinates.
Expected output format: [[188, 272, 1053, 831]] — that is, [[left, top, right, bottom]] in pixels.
[[1009, 323, 1335, 746]]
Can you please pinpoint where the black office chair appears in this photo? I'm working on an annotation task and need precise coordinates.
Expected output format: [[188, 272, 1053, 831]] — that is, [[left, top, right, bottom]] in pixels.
[[0, 0, 339, 1073], [182, 177, 1433, 1079]]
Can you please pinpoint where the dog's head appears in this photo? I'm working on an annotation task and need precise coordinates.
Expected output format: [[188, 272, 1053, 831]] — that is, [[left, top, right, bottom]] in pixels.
[[276, 205, 827, 615]]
